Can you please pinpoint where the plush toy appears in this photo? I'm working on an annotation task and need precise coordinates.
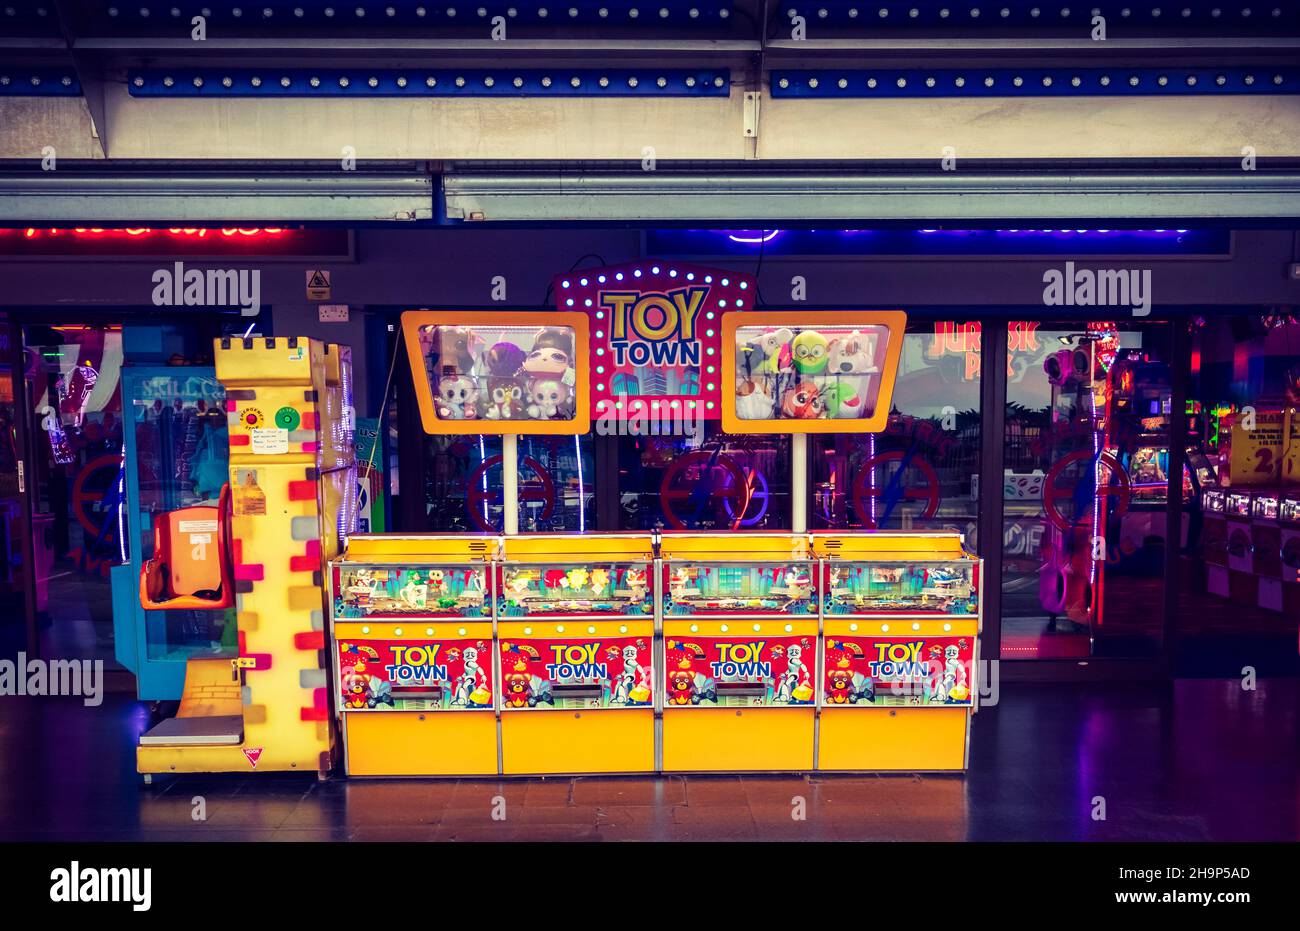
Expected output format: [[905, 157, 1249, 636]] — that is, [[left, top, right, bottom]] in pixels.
[[523, 328, 573, 377], [824, 330, 879, 418], [820, 379, 864, 419], [791, 330, 829, 374], [483, 377, 523, 419], [439, 327, 479, 375], [484, 341, 526, 379], [526, 378, 571, 419], [826, 330, 879, 377], [780, 381, 826, 419], [752, 327, 794, 374], [436, 374, 478, 419], [735, 374, 776, 419]]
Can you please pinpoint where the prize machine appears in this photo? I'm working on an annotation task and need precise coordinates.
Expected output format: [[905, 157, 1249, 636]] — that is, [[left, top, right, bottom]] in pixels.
[[338, 310, 657, 778], [673, 309, 981, 773], [135, 337, 357, 778]]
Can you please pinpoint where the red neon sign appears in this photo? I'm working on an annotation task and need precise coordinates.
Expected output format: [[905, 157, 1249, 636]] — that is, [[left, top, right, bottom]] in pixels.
[[0, 226, 349, 258]]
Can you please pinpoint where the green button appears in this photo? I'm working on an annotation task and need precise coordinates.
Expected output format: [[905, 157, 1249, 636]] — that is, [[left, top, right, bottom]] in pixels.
[[274, 406, 301, 431]]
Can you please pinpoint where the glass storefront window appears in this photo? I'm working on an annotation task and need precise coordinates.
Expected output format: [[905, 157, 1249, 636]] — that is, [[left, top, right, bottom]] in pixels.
[[1177, 314, 1300, 667], [1001, 320, 1172, 660], [616, 426, 791, 531], [813, 320, 981, 545], [24, 325, 126, 669], [422, 433, 595, 533]]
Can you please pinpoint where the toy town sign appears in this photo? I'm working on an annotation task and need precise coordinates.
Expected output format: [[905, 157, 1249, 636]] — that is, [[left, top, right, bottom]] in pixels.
[[554, 261, 755, 419]]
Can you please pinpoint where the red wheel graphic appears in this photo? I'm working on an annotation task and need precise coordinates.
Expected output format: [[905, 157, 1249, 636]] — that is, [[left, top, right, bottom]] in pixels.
[[72, 452, 123, 541], [852, 450, 940, 529], [1043, 449, 1131, 533], [659, 451, 751, 531], [466, 455, 556, 533]]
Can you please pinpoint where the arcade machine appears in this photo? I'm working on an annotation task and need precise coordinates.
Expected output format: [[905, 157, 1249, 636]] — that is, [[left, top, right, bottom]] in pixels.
[[815, 532, 980, 771], [330, 534, 498, 776], [135, 337, 356, 778], [331, 311, 607, 775], [656, 310, 977, 773], [658, 532, 819, 772]]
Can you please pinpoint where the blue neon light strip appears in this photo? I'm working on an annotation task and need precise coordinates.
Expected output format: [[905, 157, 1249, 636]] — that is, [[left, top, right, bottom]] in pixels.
[[0, 71, 83, 97], [772, 67, 1300, 97], [101, 1, 734, 25], [128, 68, 730, 97], [646, 229, 1232, 257], [777, 2, 1298, 28]]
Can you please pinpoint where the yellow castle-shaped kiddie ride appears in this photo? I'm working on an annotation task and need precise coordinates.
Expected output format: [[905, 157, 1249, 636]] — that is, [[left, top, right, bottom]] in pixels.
[[136, 265, 983, 779]]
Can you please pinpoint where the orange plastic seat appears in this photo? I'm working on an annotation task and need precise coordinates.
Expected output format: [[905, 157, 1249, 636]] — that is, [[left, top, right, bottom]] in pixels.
[[140, 483, 234, 610]]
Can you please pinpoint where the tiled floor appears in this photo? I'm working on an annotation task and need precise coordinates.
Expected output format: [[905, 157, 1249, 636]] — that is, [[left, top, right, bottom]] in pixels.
[[1, 679, 1296, 842]]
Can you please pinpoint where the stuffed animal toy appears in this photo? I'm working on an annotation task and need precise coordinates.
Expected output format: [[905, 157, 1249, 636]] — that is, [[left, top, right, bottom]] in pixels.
[[824, 330, 879, 418], [526, 378, 572, 419], [752, 327, 794, 374], [483, 377, 523, 419], [825, 330, 879, 377], [735, 374, 776, 419], [484, 341, 526, 379], [780, 382, 826, 419], [439, 326, 479, 375], [791, 330, 829, 375], [436, 374, 478, 419], [523, 328, 573, 377], [820, 379, 864, 419]]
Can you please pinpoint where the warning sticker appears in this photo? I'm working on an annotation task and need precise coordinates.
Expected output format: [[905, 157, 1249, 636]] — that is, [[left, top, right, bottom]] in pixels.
[[306, 269, 332, 300], [250, 428, 290, 455], [178, 519, 219, 534]]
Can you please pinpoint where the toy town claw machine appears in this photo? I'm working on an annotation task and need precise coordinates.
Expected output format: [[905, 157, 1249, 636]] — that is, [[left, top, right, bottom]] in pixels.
[[496, 534, 656, 774], [814, 533, 980, 772], [330, 535, 498, 776], [659, 533, 819, 772]]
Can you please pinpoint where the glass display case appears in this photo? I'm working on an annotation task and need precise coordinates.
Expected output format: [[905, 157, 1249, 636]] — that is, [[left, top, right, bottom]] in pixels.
[[1252, 494, 1279, 520], [661, 561, 816, 615], [498, 561, 652, 617], [822, 560, 979, 616], [332, 563, 490, 618], [1226, 491, 1252, 517]]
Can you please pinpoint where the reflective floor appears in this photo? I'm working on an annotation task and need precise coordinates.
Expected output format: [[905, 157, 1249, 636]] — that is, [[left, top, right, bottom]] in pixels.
[[0, 679, 1296, 842]]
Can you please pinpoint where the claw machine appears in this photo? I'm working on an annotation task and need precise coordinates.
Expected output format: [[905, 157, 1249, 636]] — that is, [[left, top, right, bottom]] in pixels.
[[330, 534, 498, 776], [814, 532, 981, 771], [659, 532, 819, 772], [387, 309, 593, 774], [496, 534, 656, 774]]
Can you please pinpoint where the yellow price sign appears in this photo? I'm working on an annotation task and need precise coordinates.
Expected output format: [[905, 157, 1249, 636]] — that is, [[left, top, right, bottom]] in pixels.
[[1229, 410, 1285, 486]]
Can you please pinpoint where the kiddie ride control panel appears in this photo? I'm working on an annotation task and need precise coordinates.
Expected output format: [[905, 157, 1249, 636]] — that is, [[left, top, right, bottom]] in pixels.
[[331, 535, 498, 776], [496, 534, 656, 775]]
